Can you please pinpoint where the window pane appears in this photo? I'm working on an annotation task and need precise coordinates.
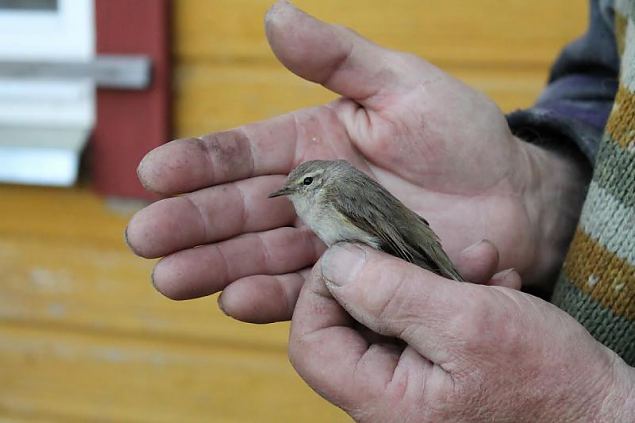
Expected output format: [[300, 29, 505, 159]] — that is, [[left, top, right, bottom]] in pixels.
[[0, 0, 57, 11]]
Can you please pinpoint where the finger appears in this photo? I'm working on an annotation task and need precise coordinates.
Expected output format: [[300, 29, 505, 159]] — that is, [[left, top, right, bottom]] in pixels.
[[126, 175, 294, 259], [265, 1, 423, 107], [218, 269, 310, 323], [488, 268, 522, 290], [290, 265, 431, 412], [152, 227, 324, 300], [320, 243, 469, 364], [137, 113, 299, 196], [137, 105, 357, 196], [456, 239, 500, 284]]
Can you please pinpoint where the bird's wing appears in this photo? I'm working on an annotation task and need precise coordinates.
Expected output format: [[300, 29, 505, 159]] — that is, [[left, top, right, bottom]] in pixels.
[[407, 215, 465, 281], [329, 177, 463, 281]]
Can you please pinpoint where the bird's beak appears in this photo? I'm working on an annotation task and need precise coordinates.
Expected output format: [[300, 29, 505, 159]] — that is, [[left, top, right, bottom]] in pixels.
[[268, 186, 294, 198]]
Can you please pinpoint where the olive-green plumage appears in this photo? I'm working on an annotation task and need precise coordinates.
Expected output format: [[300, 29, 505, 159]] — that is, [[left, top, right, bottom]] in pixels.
[[269, 159, 464, 281]]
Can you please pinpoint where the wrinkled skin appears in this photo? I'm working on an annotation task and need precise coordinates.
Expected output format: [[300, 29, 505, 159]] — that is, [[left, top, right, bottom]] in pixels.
[[289, 244, 634, 422], [126, 2, 585, 323], [126, 3, 634, 420]]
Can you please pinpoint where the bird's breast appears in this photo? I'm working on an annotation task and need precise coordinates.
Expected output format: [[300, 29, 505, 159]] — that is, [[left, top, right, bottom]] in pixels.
[[290, 195, 380, 248]]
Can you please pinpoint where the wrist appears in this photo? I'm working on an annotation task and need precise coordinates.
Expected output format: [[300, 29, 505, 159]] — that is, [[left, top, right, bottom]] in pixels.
[[516, 136, 591, 287]]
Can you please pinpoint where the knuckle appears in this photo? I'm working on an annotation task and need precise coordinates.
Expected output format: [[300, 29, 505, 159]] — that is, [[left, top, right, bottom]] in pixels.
[[449, 287, 523, 352], [448, 288, 496, 343]]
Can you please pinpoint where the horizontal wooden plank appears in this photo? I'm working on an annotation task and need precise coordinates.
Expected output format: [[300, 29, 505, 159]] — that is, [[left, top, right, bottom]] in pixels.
[[0, 185, 344, 421], [173, 62, 550, 137], [0, 325, 347, 422], [173, 62, 335, 136], [0, 186, 292, 349], [0, 184, 131, 248], [0, 236, 290, 351], [174, 0, 587, 66]]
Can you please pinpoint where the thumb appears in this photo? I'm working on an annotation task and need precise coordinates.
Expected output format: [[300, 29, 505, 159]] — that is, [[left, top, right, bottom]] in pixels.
[[265, 1, 427, 106], [320, 243, 465, 363]]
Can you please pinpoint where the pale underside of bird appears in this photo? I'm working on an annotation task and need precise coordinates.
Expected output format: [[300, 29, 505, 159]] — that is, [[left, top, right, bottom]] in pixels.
[[269, 159, 464, 282]]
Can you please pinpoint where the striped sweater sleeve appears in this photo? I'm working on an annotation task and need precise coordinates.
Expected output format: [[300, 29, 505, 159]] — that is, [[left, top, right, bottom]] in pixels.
[[512, 0, 634, 366], [554, 0, 634, 366], [507, 0, 634, 365]]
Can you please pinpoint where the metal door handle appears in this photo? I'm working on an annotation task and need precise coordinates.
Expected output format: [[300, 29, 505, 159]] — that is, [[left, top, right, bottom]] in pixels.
[[0, 54, 151, 89]]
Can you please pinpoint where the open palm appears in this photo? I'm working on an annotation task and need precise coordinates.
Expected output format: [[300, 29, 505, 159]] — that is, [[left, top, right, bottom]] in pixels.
[[126, 2, 576, 322]]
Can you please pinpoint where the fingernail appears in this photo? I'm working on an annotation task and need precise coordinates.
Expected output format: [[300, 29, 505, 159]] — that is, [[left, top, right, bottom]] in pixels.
[[217, 294, 229, 316], [150, 263, 158, 290], [461, 239, 490, 255], [321, 243, 367, 286], [492, 268, 515, 281], [267, 0, 293, 21], [136, 156, 144, 179], [123, 224, 140, 256], [136, 157, 152, 189], [123, 225, 131, 248]]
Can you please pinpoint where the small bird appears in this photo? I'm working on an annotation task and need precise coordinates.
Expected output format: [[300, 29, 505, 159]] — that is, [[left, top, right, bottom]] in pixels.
[[268, 159, 464, 281]]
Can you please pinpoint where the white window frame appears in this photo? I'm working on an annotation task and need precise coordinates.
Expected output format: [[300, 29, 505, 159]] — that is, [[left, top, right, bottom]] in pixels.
[[0, 0, 95, 186], [0, 0, 94, 61]]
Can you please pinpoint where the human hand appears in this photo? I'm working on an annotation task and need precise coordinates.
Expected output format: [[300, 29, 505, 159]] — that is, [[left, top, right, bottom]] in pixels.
[[289, 243, 635, 422], [125, 1, 586, 322]]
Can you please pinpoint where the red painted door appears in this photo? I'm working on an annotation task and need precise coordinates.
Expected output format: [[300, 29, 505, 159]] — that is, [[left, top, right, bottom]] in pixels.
[[93, 0, 170, 199]]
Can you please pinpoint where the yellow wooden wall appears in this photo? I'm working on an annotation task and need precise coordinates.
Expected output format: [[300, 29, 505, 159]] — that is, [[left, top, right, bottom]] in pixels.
[[173, 0, 587, 136], [1, 1, 586, 421]]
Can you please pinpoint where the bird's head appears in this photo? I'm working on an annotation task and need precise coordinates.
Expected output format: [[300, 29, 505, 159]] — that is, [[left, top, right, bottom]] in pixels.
[[268, 159, 348, 199]]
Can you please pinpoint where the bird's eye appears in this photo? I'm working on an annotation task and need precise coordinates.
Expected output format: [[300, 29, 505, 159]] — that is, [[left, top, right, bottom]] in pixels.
[[303, 176, 313, 186]]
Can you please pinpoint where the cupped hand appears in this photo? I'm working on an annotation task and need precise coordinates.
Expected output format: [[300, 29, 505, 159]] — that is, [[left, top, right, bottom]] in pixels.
[[125, 1, 584, 322], [289, 243, 634, 422]]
